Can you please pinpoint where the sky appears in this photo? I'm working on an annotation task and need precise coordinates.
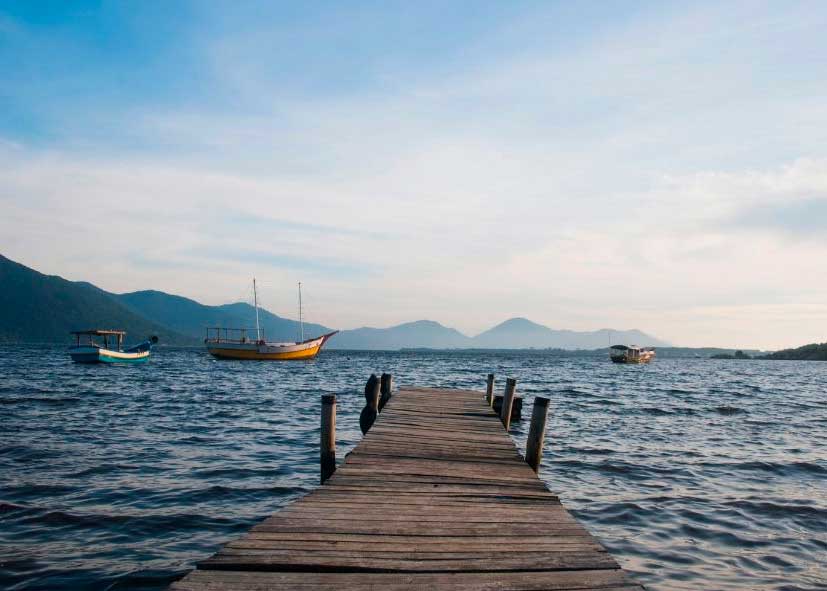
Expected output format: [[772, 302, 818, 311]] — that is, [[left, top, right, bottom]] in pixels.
[[1, 1, 826, 349]]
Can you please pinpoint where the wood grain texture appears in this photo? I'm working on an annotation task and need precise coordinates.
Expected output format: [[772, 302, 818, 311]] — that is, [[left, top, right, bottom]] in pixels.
[[525, 396, 550, 473], [500, 378, 518, 431], [170, 386, 642, 590]]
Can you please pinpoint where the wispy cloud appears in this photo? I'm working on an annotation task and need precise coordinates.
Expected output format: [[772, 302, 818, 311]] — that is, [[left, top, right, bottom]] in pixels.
[[218, 212, 394, 241], [730, 198, 827, 239], [187, 247, 382, 279]]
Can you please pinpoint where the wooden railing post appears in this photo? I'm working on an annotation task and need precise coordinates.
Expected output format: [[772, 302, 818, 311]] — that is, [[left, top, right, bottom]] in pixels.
[[360, 374, 380, 434], [485, 373, 495, 407], [320, 394, 336, 484], [379, 373, 393, 411], [500, 377, 517, 431], [525, 397, 550, 472]]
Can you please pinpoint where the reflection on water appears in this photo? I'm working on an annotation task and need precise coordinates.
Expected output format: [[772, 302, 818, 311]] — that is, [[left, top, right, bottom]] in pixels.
[[1, 346, 825, 590]]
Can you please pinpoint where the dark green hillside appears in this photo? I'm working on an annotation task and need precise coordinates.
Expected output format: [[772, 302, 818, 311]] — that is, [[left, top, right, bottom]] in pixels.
[[0, 255, 192, 344], [116, 291, 333, 342], [761, 342, 827, 360]]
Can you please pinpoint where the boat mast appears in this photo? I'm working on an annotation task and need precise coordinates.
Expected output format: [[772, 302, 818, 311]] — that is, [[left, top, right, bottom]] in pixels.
[[298, 282, 304, 342], [253, 278, 261, 342]]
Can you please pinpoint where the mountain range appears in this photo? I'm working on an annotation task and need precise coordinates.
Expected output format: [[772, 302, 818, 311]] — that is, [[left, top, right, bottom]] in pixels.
[[0, 254, 670, 349], [330, 318, 668, 350]]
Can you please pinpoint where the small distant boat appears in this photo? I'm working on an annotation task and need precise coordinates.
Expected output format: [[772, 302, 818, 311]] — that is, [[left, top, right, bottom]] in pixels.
[[69, 330, 158, 364], [205, 280, 337, 361], [610, 344, 655, 364]]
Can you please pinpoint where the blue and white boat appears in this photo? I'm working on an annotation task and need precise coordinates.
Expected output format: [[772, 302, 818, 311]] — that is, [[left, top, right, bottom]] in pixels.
[[69, 330, 158, 364]]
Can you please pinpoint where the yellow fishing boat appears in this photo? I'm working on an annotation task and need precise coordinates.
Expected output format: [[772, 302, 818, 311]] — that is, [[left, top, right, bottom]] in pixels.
[[204, 328, 337, 360], [204, 280, 337, 361]]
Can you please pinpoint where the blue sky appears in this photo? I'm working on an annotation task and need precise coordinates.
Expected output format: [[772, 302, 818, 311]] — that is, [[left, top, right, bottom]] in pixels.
[[1, 1, 826, 348]]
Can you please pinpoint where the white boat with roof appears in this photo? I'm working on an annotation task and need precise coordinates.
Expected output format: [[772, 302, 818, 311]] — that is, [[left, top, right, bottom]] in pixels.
[[69, 330, 158, 364], [610, 344, 655, 364]]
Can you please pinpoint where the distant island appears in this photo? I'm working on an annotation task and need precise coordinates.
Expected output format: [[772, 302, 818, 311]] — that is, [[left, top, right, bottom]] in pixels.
[[707, 344, 827, 361], [710, 350, 752, 360], [759, 342, 827, 361]]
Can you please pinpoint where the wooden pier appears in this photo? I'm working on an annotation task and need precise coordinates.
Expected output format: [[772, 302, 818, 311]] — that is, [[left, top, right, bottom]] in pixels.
[[172, 384, 642, 590]]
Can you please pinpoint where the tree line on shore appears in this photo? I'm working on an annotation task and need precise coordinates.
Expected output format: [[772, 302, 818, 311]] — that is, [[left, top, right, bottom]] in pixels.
[[712, 343, 827, 361]]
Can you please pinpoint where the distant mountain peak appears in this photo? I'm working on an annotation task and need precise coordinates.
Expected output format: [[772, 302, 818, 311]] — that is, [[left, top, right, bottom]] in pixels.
[[478, 318, 553, 338], [400, 319, 451, 329], [493, 317, 546, 329]]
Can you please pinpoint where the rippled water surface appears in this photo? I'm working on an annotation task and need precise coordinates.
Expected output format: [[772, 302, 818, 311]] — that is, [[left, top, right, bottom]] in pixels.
[[1, 345, 825, 590]]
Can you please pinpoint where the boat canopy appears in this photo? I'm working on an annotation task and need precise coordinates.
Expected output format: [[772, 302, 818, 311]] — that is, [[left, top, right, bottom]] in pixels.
[[205, 327, 262, 344], [610, 344, 630, 350], [70, 329, 126, 336], [70, 329, 126, 349]]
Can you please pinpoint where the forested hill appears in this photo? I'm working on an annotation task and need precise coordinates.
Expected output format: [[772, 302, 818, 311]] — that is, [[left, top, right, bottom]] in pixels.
[[0, 255, 327, 345], [761, 343, 827, 360], [115, 291, 330, 343], [0, 254, 191, 345]]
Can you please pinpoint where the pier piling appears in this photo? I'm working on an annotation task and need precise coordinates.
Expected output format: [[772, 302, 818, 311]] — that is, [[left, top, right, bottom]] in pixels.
[[485, 373, 495, 406], [525, 396, 550, 472], [320, 394, 336, 484], [493, 394, 522, 420], [379, 373, 392, 411], [359, 374, 380, 434], [500, 377, 517, 431]]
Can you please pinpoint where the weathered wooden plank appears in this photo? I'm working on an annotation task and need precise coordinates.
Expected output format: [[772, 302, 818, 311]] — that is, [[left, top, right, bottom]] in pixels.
[[200, 552, 618, 572], [322, 478, 545, 491], [327, 470, 549, 486], [278, 503, 567, 516], [217, 548, 608, 559], [342, 450, 529, 465], [250, 523, 592, 536], [259, 512, 580, 525], [238, 531, 599, 547], [172, 568, 642, 591], [289, 494, 560, 512], [229, 539, 604, 551]]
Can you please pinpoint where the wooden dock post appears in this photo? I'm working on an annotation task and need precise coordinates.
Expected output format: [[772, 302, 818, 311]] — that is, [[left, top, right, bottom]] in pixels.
[[360, 374, 380, 434], [485, 373, 495, 406], [525, 396, 550, 472], [379, 373, 393, 411], [500, 377, 517, 431], [493, 394, 522, 420], [320, 394, 336, 484]]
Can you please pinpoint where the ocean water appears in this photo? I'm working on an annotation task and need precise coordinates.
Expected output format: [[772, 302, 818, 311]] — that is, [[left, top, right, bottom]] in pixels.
[[1, 345, 825, 590]]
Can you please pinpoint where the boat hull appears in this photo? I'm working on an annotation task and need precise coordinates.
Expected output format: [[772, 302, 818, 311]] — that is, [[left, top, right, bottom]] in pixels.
[[611, 356, 653, 364], [69, 346, 150, 364], [206, 332, 337, 361], [610, 352, 655, 364]]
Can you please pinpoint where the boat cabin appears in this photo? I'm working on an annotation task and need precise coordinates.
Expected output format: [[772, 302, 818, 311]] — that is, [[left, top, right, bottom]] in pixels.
[[70, 330, 126, 351], [204, 327, 264, 346]]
